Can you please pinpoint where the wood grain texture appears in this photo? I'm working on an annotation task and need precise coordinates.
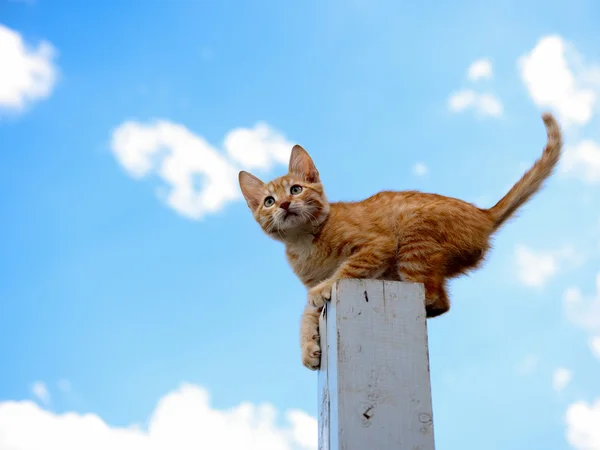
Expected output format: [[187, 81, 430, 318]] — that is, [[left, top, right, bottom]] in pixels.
[[318, 279, 435, 450]]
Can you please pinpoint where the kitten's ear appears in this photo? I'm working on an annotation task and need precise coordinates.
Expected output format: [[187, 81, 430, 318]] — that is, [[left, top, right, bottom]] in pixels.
[[238, 171, 265, 210], [289, 145, 320, 183]]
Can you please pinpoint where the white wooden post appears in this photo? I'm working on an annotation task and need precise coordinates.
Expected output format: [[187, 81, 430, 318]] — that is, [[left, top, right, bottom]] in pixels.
[[318, 279, 435, 450]]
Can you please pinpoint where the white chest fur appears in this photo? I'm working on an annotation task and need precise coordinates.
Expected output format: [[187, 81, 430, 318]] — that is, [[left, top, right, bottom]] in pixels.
[[286, 237, 340, 288]]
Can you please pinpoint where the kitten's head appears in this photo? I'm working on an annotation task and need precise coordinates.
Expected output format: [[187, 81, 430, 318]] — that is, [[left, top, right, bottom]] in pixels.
[[238, 145, 330, 240]]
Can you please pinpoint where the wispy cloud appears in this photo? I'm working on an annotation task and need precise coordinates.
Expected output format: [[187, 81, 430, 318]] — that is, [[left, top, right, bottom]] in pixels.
[[57, 379, 71, 393], [561, 140, 600, 184], [448, 89, 503, 117], [515, 245, 583, 288], [563, 272, 600, 340], [590, 337, 600, 359], [552, 367, 573, 392], [447, 58, 503, 118], [412, 162, 428, 176], [467, 58, 493, 81], [31, 381, 50, 405], [515, 354, 539, 376], [562, 273, 600, 448]]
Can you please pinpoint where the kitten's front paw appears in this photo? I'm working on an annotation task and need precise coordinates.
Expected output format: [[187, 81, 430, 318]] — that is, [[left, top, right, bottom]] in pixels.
[[301, 335, 321, 370], [308, 281, 333, 308]]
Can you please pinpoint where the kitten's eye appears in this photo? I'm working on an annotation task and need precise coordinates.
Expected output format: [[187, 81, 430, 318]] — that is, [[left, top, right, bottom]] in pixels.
[[264, 196, 275, 207], [290, 185, 303, 195]]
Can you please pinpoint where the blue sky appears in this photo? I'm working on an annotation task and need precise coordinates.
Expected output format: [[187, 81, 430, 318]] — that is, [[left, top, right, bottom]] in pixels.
[[1, 0, 600, 448]]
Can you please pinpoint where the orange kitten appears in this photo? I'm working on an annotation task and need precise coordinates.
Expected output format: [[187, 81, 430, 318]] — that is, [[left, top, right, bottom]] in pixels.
[[239, 113, 562, 370]]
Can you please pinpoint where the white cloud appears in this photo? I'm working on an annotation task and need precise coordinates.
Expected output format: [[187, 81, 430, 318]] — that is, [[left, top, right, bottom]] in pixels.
[[519, 36, 600, 186], [467, 58, 493, 81], [412, 162, 428, 176], [561, 140, 600, 184], [552, 367, 573, 392], [518, 35, 600, 127], [31, 381, 50, 405], [476, 93, 503, 117], [557, 245, 587, 267], [515, 245, 558, 287], [564, 273, 600, 362], [448, 59, 502, 117], [0, 383, 317, 450], [448, 89, 503, 117], [565, 399, 600, 450], [563, 275, 600, 449], [448, 90, 476, 111], [224, 122, 291, 171], [515, 245, 583, 288], [0, 24, 57, 114], [110, 121, 293, 219], [563, 272, 600, 336]]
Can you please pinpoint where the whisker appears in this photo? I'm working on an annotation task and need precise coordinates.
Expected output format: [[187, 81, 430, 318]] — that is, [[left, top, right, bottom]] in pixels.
[[301, 211, 319, 229]]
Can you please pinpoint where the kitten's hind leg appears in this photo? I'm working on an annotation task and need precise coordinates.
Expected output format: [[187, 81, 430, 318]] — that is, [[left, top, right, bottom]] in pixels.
[[300, 304, 322, 370], [398, 258, 450, 318], [424, 279, 450, 318]]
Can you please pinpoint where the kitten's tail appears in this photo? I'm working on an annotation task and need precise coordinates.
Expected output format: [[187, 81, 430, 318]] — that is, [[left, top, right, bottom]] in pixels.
[[486, 112, 563, 230]]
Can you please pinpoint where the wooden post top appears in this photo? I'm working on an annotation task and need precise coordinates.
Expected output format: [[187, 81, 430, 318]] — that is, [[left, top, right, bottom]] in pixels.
[[318, 279, 435, 450]]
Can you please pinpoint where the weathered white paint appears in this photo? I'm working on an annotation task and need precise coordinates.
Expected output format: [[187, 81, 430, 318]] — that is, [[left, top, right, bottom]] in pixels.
[[318, 279, 435, 450]]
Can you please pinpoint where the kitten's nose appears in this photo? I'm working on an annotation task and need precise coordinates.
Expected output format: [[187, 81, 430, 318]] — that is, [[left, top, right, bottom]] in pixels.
[[280, 201, 291, 210]]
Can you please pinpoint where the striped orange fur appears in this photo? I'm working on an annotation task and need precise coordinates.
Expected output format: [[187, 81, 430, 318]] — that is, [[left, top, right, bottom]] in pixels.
[[239, 112, 563, 370]]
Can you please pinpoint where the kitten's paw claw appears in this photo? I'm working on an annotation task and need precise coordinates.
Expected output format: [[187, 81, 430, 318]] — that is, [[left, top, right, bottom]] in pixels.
[[308, 282, 333, 308], [302, 341, 321, 370]]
